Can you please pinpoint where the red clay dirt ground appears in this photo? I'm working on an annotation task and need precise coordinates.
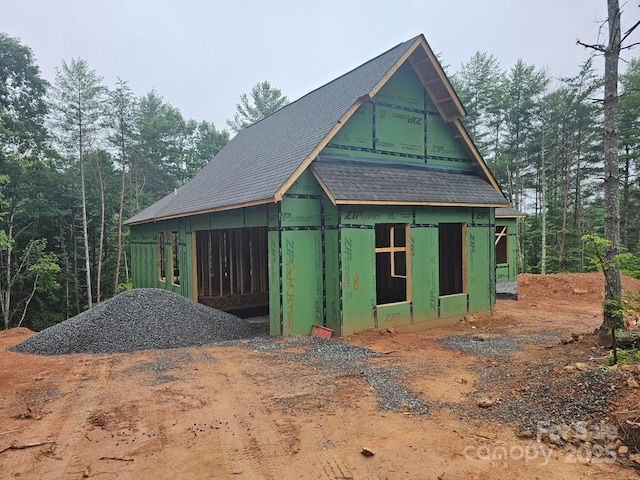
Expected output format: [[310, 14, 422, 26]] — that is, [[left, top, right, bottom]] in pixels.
[[1, 272, 640, 480]]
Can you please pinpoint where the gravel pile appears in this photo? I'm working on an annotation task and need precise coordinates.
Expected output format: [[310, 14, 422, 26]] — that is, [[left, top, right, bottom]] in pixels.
[[11, 288, 265, 356]]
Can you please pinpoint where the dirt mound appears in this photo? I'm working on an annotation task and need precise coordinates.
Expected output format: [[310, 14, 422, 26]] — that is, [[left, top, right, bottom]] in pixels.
[[518, 272, 640, 301]]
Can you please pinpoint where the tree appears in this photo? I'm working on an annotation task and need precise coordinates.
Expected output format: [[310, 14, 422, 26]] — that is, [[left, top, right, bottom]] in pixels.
[[619, 58, 640, 252], [0, 34, 59, 329], [50, 58, 107, 309], [107, 79, 137, 292], [452, 52, 503, 150], [578, 0, 640, 335], [226, 81, 289, 133]]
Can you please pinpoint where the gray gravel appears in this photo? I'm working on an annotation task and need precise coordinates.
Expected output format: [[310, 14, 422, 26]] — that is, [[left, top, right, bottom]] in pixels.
[[247, 336, 429, 414], [11, 288, 266, 355], [436, 334, 527, 360], [436, 331, 563, 360]]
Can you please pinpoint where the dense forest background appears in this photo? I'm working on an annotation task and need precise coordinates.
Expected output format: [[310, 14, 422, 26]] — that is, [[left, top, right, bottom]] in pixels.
[[1, 33, 639, 331]]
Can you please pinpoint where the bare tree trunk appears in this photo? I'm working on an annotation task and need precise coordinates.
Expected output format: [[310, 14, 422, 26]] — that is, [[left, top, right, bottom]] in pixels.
[[621, 146, 630, 248], [540, 120, 547, 275], [95, 158, 105, 304], [114, 143, 126, 292], [602, 0, 622, 331], [558, 150, 572, 271], [1, 212, 14, 330], [79, 118, 93, 309]]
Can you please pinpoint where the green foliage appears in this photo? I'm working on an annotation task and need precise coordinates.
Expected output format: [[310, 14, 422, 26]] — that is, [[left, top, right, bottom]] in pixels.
[[31, 310, 64, 332], [606, 347, 640, 365], [582, 233, 640, 278], [226, 81, 289, 133], [116, 282, 132, 294]]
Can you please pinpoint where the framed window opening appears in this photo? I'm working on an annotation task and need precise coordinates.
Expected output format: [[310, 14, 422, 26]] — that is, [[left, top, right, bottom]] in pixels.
[[170, 231, 180, 286], [375, 223, 410, 305], [439, 223, 466, 296], [495, 226, 508, 265], [157, 232, 166, 282]]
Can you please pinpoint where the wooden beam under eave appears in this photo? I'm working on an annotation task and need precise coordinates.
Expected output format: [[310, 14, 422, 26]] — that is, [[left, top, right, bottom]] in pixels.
[[333, 199, 510, 208]]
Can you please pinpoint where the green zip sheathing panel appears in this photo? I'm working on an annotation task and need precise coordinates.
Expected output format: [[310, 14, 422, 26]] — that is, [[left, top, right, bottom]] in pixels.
[[375, 62, 426, 110], [268, 228, 281, 336], [467, 226, 491, 312], [495, 217, 518, 296], [281, 196, 321, 227], [415, 206, 472, 225], [280, 230, 323, 335], [410, 226, 439, 322], [131, 205, 271, 307], [426, 115, 469, 163], [324, 229, 340, 333], [374, 105, 424, 156], [340, 227, 376, 335], [286, 169, 324, 196], [130, 218, 192, 299], [268, 203, 281, 335], [439, 294, 468, 317], [377, 303, 412, 329], [330, 102, 374, 150], [320, 60, 471, 168], [341, 206, 413, 226]]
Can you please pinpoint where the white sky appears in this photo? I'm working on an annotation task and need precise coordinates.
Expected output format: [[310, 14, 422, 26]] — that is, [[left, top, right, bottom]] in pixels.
[[3, 1, 639, 130]]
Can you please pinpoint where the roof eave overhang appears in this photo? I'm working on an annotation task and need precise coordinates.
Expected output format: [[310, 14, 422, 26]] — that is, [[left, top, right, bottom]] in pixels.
[[331, 199, 510, 208], [124, 197, 277, 226]]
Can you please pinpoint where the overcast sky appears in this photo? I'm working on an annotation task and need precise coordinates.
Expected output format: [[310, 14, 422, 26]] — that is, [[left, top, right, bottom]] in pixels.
[[3, 1, 639, 130]]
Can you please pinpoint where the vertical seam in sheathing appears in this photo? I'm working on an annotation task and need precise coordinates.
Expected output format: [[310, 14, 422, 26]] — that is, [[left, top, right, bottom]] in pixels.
[[372, 103, 377, 151], [423, 88, 428, 163], [338, 206, 343, 335], [278, 203, 283, 335], [320, 196, 326, 327]]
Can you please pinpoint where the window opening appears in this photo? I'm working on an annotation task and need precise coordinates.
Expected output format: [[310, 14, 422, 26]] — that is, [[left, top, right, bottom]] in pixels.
[[495, 226, 508, 265], [157, 232, 166, 282], [439, 223, 465, 296], [375, 223, 409, 305], [170, 231, 180, 286]]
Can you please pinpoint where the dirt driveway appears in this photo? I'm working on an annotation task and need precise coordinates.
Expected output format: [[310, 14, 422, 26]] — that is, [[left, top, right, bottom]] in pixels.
[[1, 273, 640, 479]]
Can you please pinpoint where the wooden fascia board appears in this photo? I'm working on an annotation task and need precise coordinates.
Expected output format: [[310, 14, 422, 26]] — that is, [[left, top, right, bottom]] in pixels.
[[273, 39, 421, 202], [124, 197, 276, 226], [332, 199, 510, 208], [309, 167, 338, 205], [451, 120, 505, 195]]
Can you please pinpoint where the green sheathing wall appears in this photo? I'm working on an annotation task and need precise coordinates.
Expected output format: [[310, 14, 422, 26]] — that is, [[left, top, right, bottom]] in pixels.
[[340, 227, 376, 335], [411, 227, 439, 322], [268, 203, 281, 335], [269, 170, 328, 335], [333, 206, 496, 334], [324, 198, 340, 334], [130, 218, 192, 299], [130, 204, 271, 303], [495, 217, 518, 294], [320, 61, 473, 170], [467, 226, 491, 312]]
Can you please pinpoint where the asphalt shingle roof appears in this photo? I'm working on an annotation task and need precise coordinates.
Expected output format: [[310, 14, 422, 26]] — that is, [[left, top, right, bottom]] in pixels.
[[496, 207, 525, 218], [126, 34, 507, 226], [312, 159, 509, 206], [126, 36, 419, 225]]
